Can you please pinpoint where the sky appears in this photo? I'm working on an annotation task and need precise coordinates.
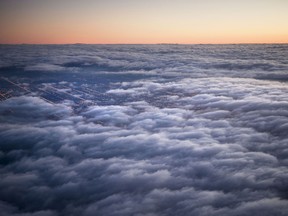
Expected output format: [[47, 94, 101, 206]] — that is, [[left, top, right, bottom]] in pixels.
[[0, 0, 288, 44]]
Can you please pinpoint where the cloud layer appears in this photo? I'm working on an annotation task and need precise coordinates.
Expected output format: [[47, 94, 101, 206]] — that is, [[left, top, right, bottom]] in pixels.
[[1, 44, 288, 216], [1, 44, 288, 80]]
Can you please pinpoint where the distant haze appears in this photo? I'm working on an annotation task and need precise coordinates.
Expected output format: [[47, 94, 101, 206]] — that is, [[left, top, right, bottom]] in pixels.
[[0, 0, 288, 44]]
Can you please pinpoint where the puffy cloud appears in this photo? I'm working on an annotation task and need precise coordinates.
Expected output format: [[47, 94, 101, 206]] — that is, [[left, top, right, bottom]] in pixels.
[[1, 44, 288, 215], [24, 64, 66, 72], [0, 96, 71, 123]]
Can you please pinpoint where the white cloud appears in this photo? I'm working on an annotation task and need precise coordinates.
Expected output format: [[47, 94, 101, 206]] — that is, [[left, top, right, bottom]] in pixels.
[[24, 63, 66, 72]]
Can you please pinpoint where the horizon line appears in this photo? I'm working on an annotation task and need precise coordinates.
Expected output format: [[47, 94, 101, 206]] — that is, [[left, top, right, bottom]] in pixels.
[[1, 42, 288, 46]]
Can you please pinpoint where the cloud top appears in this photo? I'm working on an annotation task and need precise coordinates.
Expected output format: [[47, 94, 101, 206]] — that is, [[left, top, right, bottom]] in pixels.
[[1, 45, 288, 216]]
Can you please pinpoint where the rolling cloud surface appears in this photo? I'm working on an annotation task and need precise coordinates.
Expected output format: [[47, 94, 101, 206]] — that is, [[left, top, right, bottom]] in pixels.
[[0, 44, 288, 215]]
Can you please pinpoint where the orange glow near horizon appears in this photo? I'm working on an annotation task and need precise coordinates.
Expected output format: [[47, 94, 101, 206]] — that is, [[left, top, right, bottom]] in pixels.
[[0, 0, 288, 44]]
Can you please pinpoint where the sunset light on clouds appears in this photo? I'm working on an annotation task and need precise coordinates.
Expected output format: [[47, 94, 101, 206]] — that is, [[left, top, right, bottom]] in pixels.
[[1, 0, 288, 44]]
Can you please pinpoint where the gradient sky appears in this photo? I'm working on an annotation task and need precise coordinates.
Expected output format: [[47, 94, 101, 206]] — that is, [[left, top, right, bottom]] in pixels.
[[0, 0, 287, 44]]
